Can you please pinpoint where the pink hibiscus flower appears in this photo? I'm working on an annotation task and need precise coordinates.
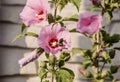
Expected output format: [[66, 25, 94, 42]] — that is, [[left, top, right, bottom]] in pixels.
[[20, 0, 50, 26], [38, 24, 71, 54], [77, 12, 102, 35], [18, 49, 40, 67]]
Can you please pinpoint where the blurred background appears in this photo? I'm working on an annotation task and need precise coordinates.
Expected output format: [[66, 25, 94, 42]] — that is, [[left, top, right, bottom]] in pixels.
[[0, 0, 120, 82]]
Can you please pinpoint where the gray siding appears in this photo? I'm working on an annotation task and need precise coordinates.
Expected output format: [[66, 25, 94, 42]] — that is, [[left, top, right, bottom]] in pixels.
[[0, 0, 120, 82]]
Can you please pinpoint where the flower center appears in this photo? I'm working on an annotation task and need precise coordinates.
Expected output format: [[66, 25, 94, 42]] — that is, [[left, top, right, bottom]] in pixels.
[[49, 38, 58, 48], [36, 10, 45, 20]]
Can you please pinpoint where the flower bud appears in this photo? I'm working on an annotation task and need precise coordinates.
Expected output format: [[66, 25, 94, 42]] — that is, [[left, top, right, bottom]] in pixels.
[[49, 55, 56, 65], [40, 61, 47, 68], [79, 69, 92, 78], [18, 49, 40, 67], [101, 71, 108, 78]]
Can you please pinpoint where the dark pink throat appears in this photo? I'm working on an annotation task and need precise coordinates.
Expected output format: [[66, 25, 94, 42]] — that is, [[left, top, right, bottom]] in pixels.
[[49, 38, 58, 48], [37, 10, 44, 20]]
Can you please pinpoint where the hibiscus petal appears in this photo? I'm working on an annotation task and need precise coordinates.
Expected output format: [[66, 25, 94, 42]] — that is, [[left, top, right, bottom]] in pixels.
[[20, 6, 40, 26], [52, 24, 65, 34], [26, 0, 41, 9], [40, 0, 50, 13], [57, 30, 71, 49]]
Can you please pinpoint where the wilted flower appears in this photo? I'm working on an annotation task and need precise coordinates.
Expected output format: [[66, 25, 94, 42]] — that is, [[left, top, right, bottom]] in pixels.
[[18, 49, 40, 67], [90, 0, 100, 5], [38, 24, 71, 54], [77, 12, 102, 35], [20, 0, 50, 26]]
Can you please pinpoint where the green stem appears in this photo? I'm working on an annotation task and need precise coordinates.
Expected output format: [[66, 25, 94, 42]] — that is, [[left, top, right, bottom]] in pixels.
[[54, 0, 57, 22], [99, 0, 105, 73], [51, 73, 54, 82], [88, 54, 93, 62], [101, 0, 105, 16], [94, 0, 105, 73], [95, 30, 100, 73], [51, 54, 56, 82], [100, 62, 106, 72]]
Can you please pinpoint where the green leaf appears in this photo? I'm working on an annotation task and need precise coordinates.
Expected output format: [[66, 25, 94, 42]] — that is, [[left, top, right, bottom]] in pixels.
[[38, 47, 44, 53], [102, 51, 110, 60], [109, 49, 115, 59], [25, 32, 38, 37], [58, 0, 69, 11], [69, 28, 77, 32], [40, 61, 47, 68], [48, 65, 54, 72], [43, 80, 49, 82], [58, 0, 81, 11], [63, 14, 79, 22], [98, 79, 105, 82], [45, 53, 49, 59], [72, 48, 85, 55], [108, 71, 114, 79], [82, 70, 93, 78], [112, 79, 117, 82], [58, 59, 65, 68], [101, 71, 108, 78], [110, 65, 119, 74], [49, 55, 56, 65], [56, 15, 62, 21], [21, 24, 26, 32], [91, 5, 99, 12], [72, 48, 92, 58], [100, 30, 111, 46], [85, 50, 92, 57], [59, 21, 64, 26], [38, 68, 48, 82], [94, 73, 101, 79], [12, 32, 38, 42], [101, 30, 120, 46], [60, 52, 70, 61], [92, 66, 98, 74], [106, 11, 113, 20], [85, 72, 93, 78], [48, 14, 55, 24], [110, 34, 120, 43], [92, 42, 101, 51], [82, 60, 91, 69], [92, 52, 97, 59], [56, 68, 74, 82], [101, 30, 109, 38], [70, 0, 81, 11]]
